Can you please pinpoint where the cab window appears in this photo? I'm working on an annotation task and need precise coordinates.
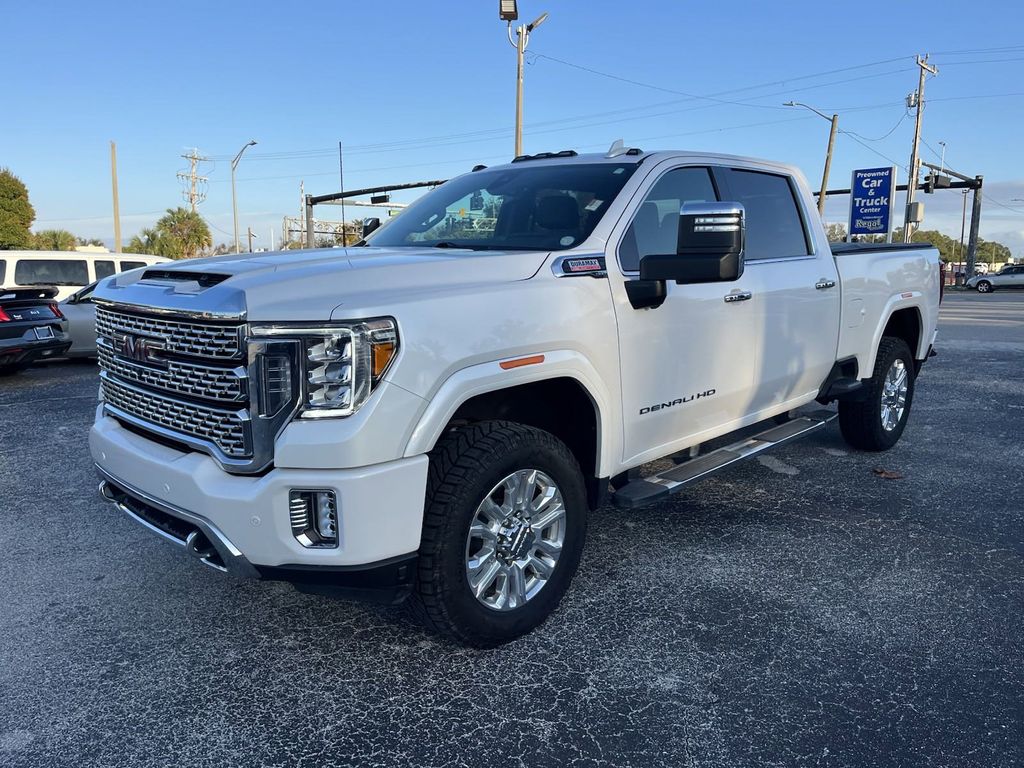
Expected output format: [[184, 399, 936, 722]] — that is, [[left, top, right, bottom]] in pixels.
[[719, 169, 811, 260], [94, 260, 116, 279], [0, 259, 6, 284], [14, 258, 89, 286], [619, 167, 718, 272]]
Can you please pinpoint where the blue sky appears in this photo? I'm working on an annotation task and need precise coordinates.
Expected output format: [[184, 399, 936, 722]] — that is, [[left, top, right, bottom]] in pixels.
[[2, 0, 1022, 255]]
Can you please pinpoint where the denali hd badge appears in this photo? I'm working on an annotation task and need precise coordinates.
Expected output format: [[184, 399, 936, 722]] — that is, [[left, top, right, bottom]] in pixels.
[[640, 389, 716, 414]]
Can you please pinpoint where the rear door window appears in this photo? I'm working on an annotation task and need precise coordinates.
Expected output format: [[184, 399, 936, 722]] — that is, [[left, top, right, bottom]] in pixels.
[[0, 259, 6, 285], [14, 259, 89, 286], [718, 169, 811, 260], [119, 260, 147, 272], [94, 259, 116, 279]]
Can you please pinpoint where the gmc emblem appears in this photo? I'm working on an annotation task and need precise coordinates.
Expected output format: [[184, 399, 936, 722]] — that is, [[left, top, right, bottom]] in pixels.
[[113, 331, 166, 367]]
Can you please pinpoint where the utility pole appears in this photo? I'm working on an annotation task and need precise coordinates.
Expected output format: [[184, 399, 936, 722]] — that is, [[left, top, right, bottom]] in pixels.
[[247, 227, 256, 253], [966, 176, 983, 278], [176, 149, 209, 212], [957, 189, 968, 262], [903, 55, 938, 243], [501, 3, 549, 156], [783, 102, 837, 216], [110, 141, 122, 253]]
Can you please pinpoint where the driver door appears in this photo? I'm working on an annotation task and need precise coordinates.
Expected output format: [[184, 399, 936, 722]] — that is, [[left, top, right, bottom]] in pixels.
[[611, 165, 759, 466]]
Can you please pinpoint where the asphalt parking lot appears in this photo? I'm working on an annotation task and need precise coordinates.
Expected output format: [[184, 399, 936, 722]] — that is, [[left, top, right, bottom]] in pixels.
[[1, 291, 1021, 768]]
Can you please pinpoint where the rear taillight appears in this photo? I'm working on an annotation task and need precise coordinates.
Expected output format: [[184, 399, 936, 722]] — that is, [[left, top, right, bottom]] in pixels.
[[938, 263, 945, 303], [49, 303, 64, 319], [0, 307, 10, 322]]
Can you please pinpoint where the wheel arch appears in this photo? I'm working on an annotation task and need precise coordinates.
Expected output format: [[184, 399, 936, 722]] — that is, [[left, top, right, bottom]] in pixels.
[[404, 353, 614, 509]]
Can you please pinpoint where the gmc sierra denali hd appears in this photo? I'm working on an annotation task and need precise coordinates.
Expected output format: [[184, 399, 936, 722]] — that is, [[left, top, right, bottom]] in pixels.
[[90, 145, 940, 646]]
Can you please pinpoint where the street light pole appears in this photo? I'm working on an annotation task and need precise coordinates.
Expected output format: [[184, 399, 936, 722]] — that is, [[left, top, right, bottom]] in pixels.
[[501, 3, 548, 157], [231, 139, 257, 254], [784, 102, 837, 217]]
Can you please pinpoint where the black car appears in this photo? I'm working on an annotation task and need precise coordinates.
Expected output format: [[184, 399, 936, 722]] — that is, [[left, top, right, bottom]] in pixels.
[[0, 286, 71, 375]]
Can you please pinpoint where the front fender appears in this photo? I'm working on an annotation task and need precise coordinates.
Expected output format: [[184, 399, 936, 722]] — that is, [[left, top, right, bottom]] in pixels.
[[403, 349, 618, 477]]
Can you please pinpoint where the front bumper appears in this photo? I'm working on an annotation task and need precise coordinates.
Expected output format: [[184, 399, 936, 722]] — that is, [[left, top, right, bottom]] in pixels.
[[91, 413, 428, 601]]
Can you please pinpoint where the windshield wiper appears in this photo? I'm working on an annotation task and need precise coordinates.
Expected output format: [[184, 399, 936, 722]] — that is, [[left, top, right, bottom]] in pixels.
[[431, 241, 479, 250]]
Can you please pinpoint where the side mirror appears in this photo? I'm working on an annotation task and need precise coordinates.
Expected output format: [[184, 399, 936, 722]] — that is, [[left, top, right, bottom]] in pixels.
[[362, 217, 381, 238], [639, 202, 745, 284]]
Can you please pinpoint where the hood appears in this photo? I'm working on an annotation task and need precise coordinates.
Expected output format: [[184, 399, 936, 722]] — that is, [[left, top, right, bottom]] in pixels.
[[93, 246, 550, 320]]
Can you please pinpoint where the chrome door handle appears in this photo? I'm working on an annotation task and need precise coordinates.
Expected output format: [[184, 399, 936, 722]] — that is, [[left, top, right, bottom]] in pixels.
[[724, 291, 752, 303], [815, 279, 836, 290]]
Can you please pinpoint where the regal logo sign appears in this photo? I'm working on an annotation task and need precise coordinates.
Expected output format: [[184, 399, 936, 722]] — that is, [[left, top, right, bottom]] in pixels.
[[848, 166, 896, 239]]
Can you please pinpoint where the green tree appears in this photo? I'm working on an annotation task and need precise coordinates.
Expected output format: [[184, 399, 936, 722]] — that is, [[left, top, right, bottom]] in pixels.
[[127, 227, 166, 255], [824, 222, 848, 243], [77, 237, 105, 247], [0, 168, 35, 249], [128, 208, 212, 259], [32, 229, 77, 250]]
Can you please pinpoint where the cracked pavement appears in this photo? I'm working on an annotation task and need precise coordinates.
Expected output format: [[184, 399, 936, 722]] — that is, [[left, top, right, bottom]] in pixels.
[[1, 292, 1021, 767]]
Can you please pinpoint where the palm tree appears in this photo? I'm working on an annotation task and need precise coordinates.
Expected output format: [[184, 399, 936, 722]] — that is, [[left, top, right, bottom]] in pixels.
[[156, 207, 211, 259], [33, 229, 77, 250]]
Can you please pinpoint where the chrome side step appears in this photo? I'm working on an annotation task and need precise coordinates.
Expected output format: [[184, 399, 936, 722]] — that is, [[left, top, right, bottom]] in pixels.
[[612, 410, 837, 510]]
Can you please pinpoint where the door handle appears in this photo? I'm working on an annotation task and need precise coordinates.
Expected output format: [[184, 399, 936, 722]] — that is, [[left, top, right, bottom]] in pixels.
[[815, 279, 837, 290], [724, 291, 752, 303]]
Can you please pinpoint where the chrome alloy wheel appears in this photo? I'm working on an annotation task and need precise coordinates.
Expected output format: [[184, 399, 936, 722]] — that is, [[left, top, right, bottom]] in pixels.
[[464, 469, 566, 612], [880, 358, 909, 432]]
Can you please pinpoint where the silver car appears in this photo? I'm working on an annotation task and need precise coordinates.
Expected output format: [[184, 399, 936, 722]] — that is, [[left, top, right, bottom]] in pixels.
[[965, 264, 1024, 293], [59, 281, 98, 357]]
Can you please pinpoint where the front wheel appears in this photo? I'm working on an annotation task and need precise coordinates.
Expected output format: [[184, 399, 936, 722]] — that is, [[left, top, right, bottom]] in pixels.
[[977, 280, 992, 293], [839, 337, 916, 451], [410, 421, 588, 647]]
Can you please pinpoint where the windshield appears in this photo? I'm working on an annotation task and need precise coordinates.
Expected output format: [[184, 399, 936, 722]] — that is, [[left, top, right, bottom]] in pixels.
[[365, 162, 639, 251]]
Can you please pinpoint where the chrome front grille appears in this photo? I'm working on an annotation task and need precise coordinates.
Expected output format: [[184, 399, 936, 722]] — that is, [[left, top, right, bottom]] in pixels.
[[96, 302, 256, 466], [95, 305, 243, 360], [97, 343, 246, 402], [100, 376, 250, 457]]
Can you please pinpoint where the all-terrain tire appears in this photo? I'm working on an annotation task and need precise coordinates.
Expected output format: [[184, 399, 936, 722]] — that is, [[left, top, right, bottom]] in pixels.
[[409, 421, 588, 647], [838, 336, 916, 451]]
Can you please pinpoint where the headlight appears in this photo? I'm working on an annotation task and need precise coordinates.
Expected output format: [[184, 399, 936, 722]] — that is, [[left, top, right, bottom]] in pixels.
[[250, 318, 398, 418]]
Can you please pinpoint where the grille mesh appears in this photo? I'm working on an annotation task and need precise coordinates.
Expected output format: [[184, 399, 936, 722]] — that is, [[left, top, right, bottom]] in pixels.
[[101, 376, 249, 457], [97, 344, 245, 402], [96, 303, 253, 460], [95, 306, 242, 360]]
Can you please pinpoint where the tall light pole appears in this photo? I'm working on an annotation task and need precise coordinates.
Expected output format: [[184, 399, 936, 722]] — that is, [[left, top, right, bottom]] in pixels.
[[784, 101, 838, 217], [231, 139, 257, 254], [500, 1, 548, 157]]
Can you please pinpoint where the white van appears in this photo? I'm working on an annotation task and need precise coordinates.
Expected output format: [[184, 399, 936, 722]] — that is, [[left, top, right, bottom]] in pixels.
[[0, 251, 170, 301]]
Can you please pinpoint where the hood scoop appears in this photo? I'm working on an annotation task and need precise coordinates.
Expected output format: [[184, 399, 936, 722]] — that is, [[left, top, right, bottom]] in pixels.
[[140, 269, 231, 293]]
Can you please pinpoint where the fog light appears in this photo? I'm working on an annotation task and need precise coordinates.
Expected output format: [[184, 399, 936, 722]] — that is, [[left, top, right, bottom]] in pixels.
[[288, 489, 338, 548]]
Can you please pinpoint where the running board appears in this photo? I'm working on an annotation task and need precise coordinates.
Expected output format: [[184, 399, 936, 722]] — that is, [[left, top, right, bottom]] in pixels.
[[612, 410, 837, 510]]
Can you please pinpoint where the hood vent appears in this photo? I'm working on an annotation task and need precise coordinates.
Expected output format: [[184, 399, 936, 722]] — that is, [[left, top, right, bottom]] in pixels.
[[141, 269, 230, 289]]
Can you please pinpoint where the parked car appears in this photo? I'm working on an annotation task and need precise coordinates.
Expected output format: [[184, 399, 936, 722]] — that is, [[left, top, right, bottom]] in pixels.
[[0, 287, 71, 374], [90, 146, 941, 646], [59, 281, 99, 358], [965, 264, 1024, 292], [0, 251, 169, 301]]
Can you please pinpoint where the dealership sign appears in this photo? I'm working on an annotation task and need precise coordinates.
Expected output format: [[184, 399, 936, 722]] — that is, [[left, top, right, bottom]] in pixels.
[[848, 166, 896, 240]]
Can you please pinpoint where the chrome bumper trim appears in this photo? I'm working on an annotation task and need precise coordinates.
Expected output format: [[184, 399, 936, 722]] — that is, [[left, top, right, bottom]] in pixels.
[[96, 464, 259, 579]]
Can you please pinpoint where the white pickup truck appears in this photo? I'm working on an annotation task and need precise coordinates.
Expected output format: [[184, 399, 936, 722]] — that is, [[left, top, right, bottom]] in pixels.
[[90, 145, 940, 646]]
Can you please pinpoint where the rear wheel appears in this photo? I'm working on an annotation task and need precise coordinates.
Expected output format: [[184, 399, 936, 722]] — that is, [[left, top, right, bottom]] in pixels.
[[410, 421, 587, 647], [839, 337, 916, 451], [976, 280, 992, 293]]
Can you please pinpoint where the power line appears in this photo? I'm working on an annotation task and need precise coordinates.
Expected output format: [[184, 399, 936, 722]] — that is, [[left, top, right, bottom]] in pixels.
[[841, 109, 911, 142]]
